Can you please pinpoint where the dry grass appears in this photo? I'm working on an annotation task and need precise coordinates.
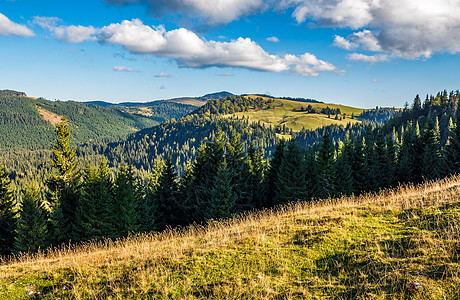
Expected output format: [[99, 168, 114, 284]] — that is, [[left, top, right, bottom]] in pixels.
[[2, 177, 460, 299], [35, 106, 63, 126]]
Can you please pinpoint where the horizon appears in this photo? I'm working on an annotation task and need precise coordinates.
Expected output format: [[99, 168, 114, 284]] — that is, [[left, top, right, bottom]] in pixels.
[[1, 1, 460, 109]]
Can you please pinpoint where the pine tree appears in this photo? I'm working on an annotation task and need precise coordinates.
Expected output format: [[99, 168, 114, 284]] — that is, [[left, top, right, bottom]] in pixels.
[[114, 163, 140, 236], [248, 146, 265, 209], [350, 138, 367, 193], [276, 141, 307, 203], [316, 133, 336, 198], [141, 160, 164, 232], [206, 159, 236, 220], [304, 146, 319, 199], [374, 132, 391, 188], [264, 139, 286, 207], [0, 163, 16, 256], [226, 130, 246, 205], [15, 185, 48, 253], [47, 117, 80, 244]]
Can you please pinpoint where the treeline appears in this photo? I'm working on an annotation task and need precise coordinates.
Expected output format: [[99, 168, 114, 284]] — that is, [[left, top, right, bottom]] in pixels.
[[197, 95, 274, 115], [294, 104, 341, 115]]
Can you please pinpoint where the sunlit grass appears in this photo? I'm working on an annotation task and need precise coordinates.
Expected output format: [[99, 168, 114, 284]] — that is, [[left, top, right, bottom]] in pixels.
[[1, 176, 460, 299]]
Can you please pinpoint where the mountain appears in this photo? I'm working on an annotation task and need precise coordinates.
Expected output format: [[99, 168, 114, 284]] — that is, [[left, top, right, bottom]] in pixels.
[[198, 91, 234, 100], [0, 90, 195, 149], [1, 177, 459, 298]]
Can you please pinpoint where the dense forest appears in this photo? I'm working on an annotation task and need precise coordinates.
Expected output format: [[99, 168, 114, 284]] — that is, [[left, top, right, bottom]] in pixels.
[[0, 90, 196, 149], [1, 90, 459, 256]]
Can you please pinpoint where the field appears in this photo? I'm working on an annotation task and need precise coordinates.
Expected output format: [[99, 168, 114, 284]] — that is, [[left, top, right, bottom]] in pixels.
[[1, 177, 460, 299], [224, 96, 365, 132]]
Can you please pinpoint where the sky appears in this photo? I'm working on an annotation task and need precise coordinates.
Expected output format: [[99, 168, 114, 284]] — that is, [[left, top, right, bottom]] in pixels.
[[1, 0, 460, 108]]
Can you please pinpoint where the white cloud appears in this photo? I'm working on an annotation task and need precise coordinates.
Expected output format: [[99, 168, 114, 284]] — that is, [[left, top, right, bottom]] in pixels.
[[97, 19, 340, 76], [113, 65, 135, 72], [333, 35, 357, 50], [266, 36, 279, 42], [0, 13, 34, 37], [155, 72, 170, 77], [34, 16, 97, 43], [346, 53, 389, 63], [53, 25, 97, 43], [217, 72, 234, 76], [104, 0, 265, 24], [286, 0, 460, 59], [159, 84, 166, 89]]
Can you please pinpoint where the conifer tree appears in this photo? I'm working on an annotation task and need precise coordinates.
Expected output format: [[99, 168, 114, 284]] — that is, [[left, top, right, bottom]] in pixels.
[[226, 130, 246, 204], [206, 159, 236, 220], [276, 141, 307, 203], [141, 160, 164, 232], [350, 138, 367, 193], [374, 132, 391, 188], [247, 146, 265, 208], [421, 121, 444, 180], [446, 116, 460, 173], [76, 158, 114, 241], [264, 139, 285, 206], [114, 163, 140, 236], [316, 133, 336, 198], [15, 185, 48, 253], [304, 146, 319, 199], [334, 139, 353, 195], [0, 163, 16, 256], [47, 117, 80, 243], [154, 157, 180, 229]]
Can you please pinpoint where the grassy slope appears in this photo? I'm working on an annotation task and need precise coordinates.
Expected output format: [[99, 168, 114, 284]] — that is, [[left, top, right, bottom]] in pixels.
[[224, 96, 365, 132], [2, 177, 460, 299]]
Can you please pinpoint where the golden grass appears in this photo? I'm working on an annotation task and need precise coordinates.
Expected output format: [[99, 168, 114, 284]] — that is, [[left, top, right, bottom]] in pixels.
[[2, 177, 460, 299], [225, 97, 365, 132]]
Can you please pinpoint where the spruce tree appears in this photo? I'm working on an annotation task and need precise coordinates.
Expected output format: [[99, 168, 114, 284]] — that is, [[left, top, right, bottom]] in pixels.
[[0, 163, 16, 256], [114, 163, 140, 236], [206, 160, 236, 220], [304, 146, 319, 199], [75, 158, 114, 241], [15, 185, 48, 253], [421, 121, 444, 180], [47, 117, 80, 244], [446, 116, 460, 173], [276, 141, 307, 204], [334, 139, 353, 195], [264, 139, 286, 206], [154, 157, 180, 230], [316, 133, 336, 198], [141, 160, 164, 232], [350, 138, 367, 193]]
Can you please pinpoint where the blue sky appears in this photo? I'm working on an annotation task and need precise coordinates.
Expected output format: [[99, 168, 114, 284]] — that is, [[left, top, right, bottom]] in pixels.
[[1, 0, 460, 108]]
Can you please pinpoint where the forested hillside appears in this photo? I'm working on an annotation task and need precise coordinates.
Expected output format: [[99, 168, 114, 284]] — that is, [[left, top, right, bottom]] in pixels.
[[0, 90, 195, 149]]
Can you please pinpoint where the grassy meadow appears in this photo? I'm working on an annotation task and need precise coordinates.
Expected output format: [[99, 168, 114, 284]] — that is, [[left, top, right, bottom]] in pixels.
[[1, 176, 460, 299], [224, 96, 365, 132]]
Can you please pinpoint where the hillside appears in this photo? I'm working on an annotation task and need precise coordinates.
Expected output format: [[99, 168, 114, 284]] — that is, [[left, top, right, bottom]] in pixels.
[[0, 90, 195, 149], [1, 177, 460, 299], [223, 95, 365, 132]]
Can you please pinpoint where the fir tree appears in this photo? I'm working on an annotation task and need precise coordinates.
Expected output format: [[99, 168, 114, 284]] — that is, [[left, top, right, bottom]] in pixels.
[[15, 185, 48, 253], [141, 160, 164, 232], [75, 158, 115, 241], [114, 163, 140, 236], [264, 139, 286, 207], [316, 133, 336, 198], [206, 159, 236, 220], [0, 163, 16, 256], [446, 116, 460, 173], [276, 141, 307, 203], [334, 139, 353, 195], [421, 121, 444, 180], [248, 146, 265, 209], [154, 157, 180, 230], [47, 117, 80, 244], [350, 138, 367, 193]]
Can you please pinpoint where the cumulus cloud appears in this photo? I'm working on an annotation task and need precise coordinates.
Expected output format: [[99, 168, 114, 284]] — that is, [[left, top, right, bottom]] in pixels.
[[113, 65, 135, 72], [103, 0, 265, 24], [0, 13, 34, 37], [97, 19, 340, 76], [34, 16, 96, 42], [333, 35, 357, 50], [155, 72, 170, 77], [347, 53, 389, 63], [266, 36, 279, 42], [287, 0, 460, 59], [37, 18, 339, 76]]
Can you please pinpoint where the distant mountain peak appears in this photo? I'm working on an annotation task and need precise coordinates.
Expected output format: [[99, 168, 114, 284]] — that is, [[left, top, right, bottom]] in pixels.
[[199, 91, 234, 100]]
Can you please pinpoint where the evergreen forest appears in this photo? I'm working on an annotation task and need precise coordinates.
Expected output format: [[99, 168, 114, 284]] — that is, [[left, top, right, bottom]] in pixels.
[[1, 89, 460, 256]]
